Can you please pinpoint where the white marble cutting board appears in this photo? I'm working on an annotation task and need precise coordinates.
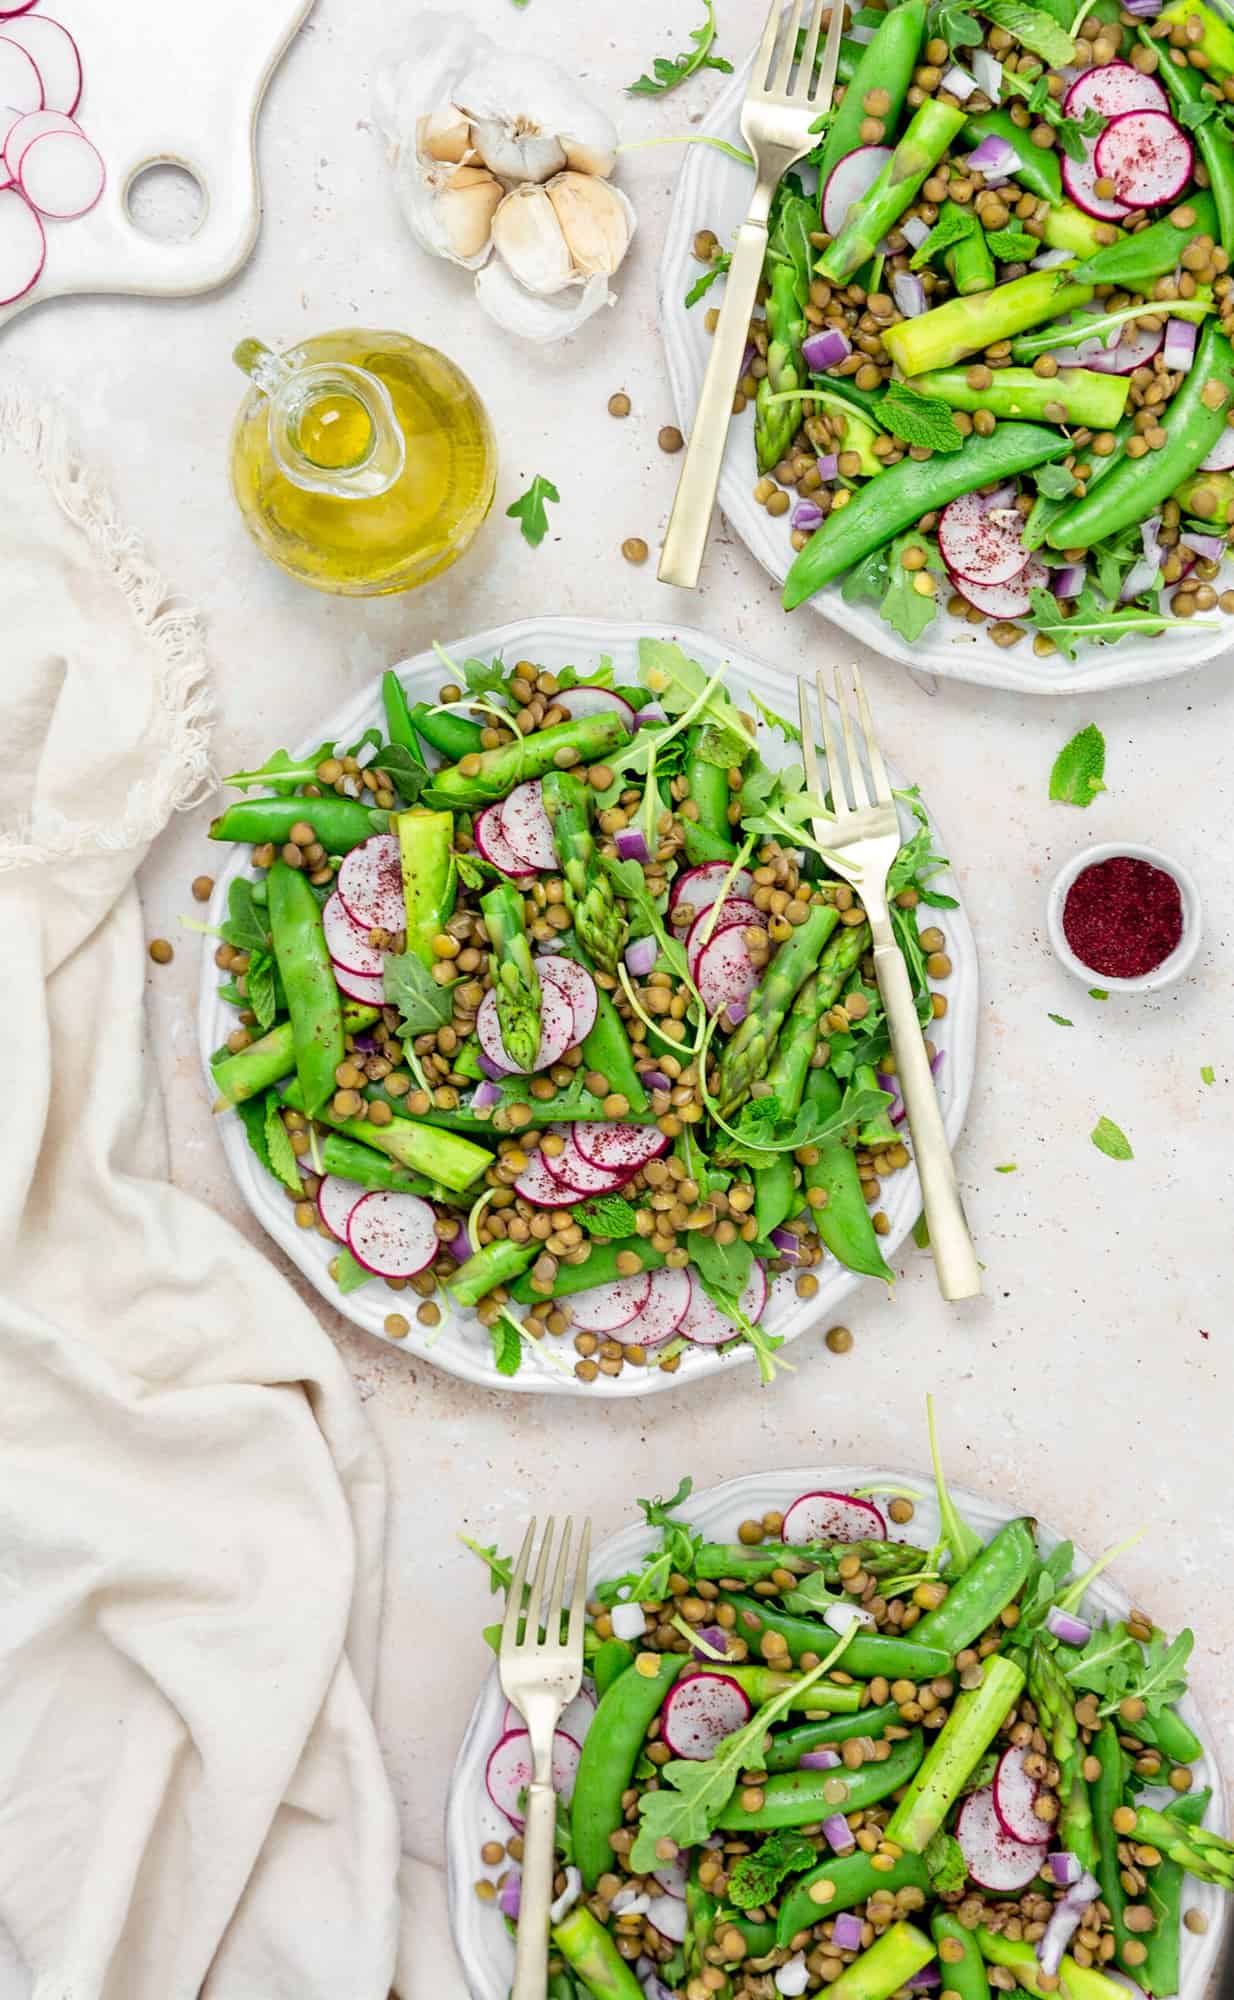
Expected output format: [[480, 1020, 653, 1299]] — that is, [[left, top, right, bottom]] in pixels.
[[0, 0, 313, 330]]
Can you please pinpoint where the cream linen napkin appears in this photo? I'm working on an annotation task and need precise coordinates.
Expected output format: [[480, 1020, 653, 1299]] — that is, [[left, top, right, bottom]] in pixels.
[[0, 376, 433, 2000]]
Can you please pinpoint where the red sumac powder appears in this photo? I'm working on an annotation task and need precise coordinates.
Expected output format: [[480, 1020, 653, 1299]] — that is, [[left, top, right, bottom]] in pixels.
[[1062, 855, 1183, 979]]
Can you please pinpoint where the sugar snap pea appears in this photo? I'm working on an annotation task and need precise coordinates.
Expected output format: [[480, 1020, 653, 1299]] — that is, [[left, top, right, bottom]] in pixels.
[[765, 1703, 903, 1771], [1150, 36, 1234, 253], [776, 1849, 931, 1947], [962, 110, 1060, 203], [211, 1001, 378, 1108], [1140, 1785, 1211, 2000], [802, 1064, 895, 1282], [508, 1238, 668, 1303], [719, 1593, 952, 1682], [408, 700, 483, 762], [209, 795, 383, 853], [1122, 1701, 1203, 1766], [380, 669, 427, 767], [817, 0, 925, 193], [909, 1517, 1037, 1655], [680, 817, 738, 867], [1072, 192, 1217, 288], [448, 1239, 537, 1308], [684, 727, 736, 848], [280, 1076, 492, 1191], [932, 1912, 991, 2000], [572, 1654, 679, 1888], [552, 1905, 643, 2000], [1091, 1723, 1135, 1974], [266, 860, 345, 1117], [691, 1662, 863, 1712], [716, 1727, 924, 1830], [592, 1637, 635, 1698]]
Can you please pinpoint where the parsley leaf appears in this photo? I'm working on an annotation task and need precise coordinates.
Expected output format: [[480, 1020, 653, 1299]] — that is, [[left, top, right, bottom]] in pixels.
[[685, 253, 731, 308], [1049, 723, 1106, 807], [986, 225, 1039, 261], [1091, 1115, 1133, 1161], [264, 1096, 302, 1192], [910, 206, 977, 270], [727, 1830, 817, 1910], [506, 475, 560, 548], [881, 533, 943, 643], [982, 0, 1075, 63], [880, 381, 965, 454], [927, 0, 984, 48], [385, 951, 454, 1037], [925, 1832, 970, 1895], [577, 1193, 641, 1239], [489, 1316, 523, 1377], [628, 0, 733, 94]]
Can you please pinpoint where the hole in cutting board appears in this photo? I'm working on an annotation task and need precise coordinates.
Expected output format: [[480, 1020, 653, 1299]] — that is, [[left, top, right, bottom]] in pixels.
[[125, 161, 206, 242]]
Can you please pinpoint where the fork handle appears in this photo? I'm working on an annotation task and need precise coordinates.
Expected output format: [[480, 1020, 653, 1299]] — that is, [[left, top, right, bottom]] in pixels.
[[511, 1779, 558, 2000], [872, 929, 982, 1303], [658, 206, 771, 589]]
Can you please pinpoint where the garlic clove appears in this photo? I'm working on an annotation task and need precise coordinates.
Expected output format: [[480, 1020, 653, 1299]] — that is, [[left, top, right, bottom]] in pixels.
[[545, 172, 635, 278], [470, 113, 566, 186], [417, 103, 472, 164], [439, 164, 504, 260], [475, 258, 615, 344], [558, 106, 618, 181], [454, 51, 615, 185], [374, 13, 489, 163], [491, 182, 574, 296]]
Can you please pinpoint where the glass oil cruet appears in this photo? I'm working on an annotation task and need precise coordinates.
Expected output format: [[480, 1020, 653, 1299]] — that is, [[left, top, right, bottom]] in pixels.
[[229, 329, 497, 596]]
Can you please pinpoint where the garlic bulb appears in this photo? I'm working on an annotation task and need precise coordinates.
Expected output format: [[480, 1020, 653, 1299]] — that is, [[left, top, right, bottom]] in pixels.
[[453, 51, 617, 183]]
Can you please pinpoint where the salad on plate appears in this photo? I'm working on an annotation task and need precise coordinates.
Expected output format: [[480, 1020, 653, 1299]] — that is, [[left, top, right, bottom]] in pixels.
[[200, 634, 963, 1388], [459, 1408, 1229, 2000]]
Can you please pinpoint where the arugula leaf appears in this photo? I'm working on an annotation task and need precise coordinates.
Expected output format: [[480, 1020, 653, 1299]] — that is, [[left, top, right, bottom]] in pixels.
[[727, 1830, 817, 1911], [685, 254, 731, 308], [927, 1394, 984, 1577], [886, 789, 957, 909], [717, 1084, 892, 1166], [1091, 1115, 1132, 1161], [1049, 1013, 1073, 1027], [1028, 586, 1210, 661], [628, 0, 733, 94], [783, 1567, 841, 1616], [1035, 462, 1078, 501], [881, 534, 943, 644], [223, 730, 382, 795], [927, 0, 984, 48], [373, 743, 431, 805], [489, 1316, 523, 1377], [577, 1193, 641, 1239], [604, 1479, 704, 1606], [1098, 1627, 1193, 1719], [639, 639, 754, 751], [334, 1246, 373, 1294], [986, 225, 1039, 262], [264, 1096, 302, 1192], [602, 856, 693, 990], [697, 1274, 789, 1384], [924, 1831, 969, 1895], [1050, 723, 1106, 807], [385, 951, 454, 1037], [910, 206, 977, 270], [880, 381, 965, 454], [506, 475, 560, 548], [461, 1536, 515, 1595], [688, 1231, 754, 1297], [982, 0, 1075, 62], [750, 693, 802, 745]]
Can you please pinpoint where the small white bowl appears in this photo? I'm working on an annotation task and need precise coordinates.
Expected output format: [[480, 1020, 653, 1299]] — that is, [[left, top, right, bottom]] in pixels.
[[1047, 841, 1202, 994]]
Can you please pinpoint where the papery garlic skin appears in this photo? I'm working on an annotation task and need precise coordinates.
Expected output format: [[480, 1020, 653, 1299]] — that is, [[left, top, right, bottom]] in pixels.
[[545, 173, 634, 278], [455, 51, 617, 184], [474, 260, 615, 344], [491, 183, 574, 296]]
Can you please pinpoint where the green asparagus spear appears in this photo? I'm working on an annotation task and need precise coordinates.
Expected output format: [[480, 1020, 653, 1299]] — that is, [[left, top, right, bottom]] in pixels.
[[541, 771, 627, 972], [280, 1077, 490, 1192], [425, 713, 627, 808], [448, 1238, 537, 1308], [1128, 1806, 1234, 1889], [884, 1654, 1026, 1851], [713, 903, 841, 1115], [1026, 1637, 1097, 1870], [551, 1906, 644, 2000], [691, 1539, 927, 1585], [481, 881, 541, 1074], [819, 100, 967, 283], [755, 259, 807, 473], [821, 1923, 937, 2000], [882, 270, 1094, 377], [211, 1002, 379, 1108], [943, 204, 996, 296], [395, 808, 455, 970], [909, 365, 1129, 430]]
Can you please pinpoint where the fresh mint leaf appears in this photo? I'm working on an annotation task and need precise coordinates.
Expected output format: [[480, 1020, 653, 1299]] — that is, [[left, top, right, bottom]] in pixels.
[[236, 1091, 273, 1176], [490, 1316, 523, 1377], [385, 951, 454, 1036], [334, 1246, 373, 1294], [685, 253, 731, 308], [628, 0, 732, 94], [506, 475, 560, 549], [727, 1830, 817, 1910], [222, 876, 271, 955], [881, 534, 943, 644], [995, 1162, 1018, 1173], [244, 949, 280, 1032], [842, 543, 892, 608], [925, 1831, 969, 1895], [264, 1096, 302, 1193], [912, 1211, 930, 1249], [577, 1193, 641, 1239], [910, 205, 977, 270], [1049, 723, 1106, 806], [1091, 1115, 1133, 1161], [986, 225, 1039, 262], [982, 0, 1075, 62], [880, 381, 965, 454]]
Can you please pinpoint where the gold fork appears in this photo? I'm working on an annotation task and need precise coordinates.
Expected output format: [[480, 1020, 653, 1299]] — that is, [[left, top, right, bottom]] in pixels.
[[658, 0, 846, 589], [499, 1516, 592, 2000], [799, 668, 982, 1303]]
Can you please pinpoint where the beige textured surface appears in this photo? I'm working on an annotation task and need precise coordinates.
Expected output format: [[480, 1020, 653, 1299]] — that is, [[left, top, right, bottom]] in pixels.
[[4, 0, 1231, 1943]]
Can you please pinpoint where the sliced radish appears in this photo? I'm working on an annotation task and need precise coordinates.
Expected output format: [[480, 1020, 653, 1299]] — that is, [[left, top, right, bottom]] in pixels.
[[695, 924, 764, 1019], [1094, 109, 1192, 210], [2, 108, 78, 185], [661, 1671, 752, 1759], [685, 899, 762, 979], [938, 490, 1029, 586], [347, 1189, 439, 1278], [993, 1745, 1051, 1846], [781, 1492, 888, 1544], [636, 1266, 693, 1349], [0, 17, 82, 116], [0, 182, 42, 303], [0, 40, 42, 123], [336, 834, 405, 934], [669, 861, 755, 917], [514, 1151, 575, 1206], [679, 1264, 766, 1346], [543, 1131, 633, 1195], [18, 124, 103, 220], [317, 1174, 365, 1241], [1060, 145, 1132, 222], [567, 1269, 654, 1331], [537, 955, 598, 1044], [476, 980, 574, 1076], [653, 1855, 690, 1899], [1063, 62, 1168, 121], [957, 1787, 1050, 1891], [948, 554, 1048, 620], [553, 685, 636, 730], [504, 1686, 595, 1744], [822, 146, 891, 238], [0, 0, 38, 15], [572, 1121, 670, 1172], [1201, 428, 1234, 474], [332, 961, 386, 1005], [324, 891, 386, 976], [473, 800, 535, 880], [1050, 322, 1163, 375], [485, 1729, 581, 1826], [500, 778, 558, 872]]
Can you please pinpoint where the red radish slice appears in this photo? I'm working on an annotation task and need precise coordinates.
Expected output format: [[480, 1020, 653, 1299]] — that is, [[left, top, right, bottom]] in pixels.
[[336, 834, 405, 934], [1050, 322, 1162, 375], [572, 1121, 670, 1171], [0, 40, 42, 121], [0, 1, 39, 16], [948, 555, 1048, 620], [537, 955, 598, 1044], [473, 800, 534, 879], [781, 1492, 889, 1544], [19, 126, 104, 219], [938, 490, 1030, 586], [636, 1266, 693, 1349], [476, 980, 574, 1076], [485, 1729, 581, 1826], [500, 778, 558, 872], [1094, 109, 1192, 210], [503, 1687, 596, 1743], [669, 861, 755, 916], [1060, 145, 1131, 221], [543, 1132, 633, 1195], [661, 1672, 752, 1759], [2, 108, 78, 185], [822, 146, 891, 237], [685, 899, 762, 979], [514, 1152, 574, 1206], [324, 892, 385, 976], [0, 182, 42, 302], [317, 1174, 365, 1242], [332, 961, 386, 1005], [553, 685, 636, 730], [567, 1270, 654, 1331], [1063, 61, 1168, 121], [347, 1189, 439, 1278], [0, 17, 82, 116], [695, 925, 763, 1018], [957, 1787, 1050, 1890], [678, 1264, 766, 1346], [993, 1744, 1051, 1846], [1201, 428, 1234, 474]]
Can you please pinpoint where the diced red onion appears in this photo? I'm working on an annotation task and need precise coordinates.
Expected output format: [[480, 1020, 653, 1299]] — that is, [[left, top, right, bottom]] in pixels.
[[770, 1225, 805, 1262], [910, 1968, 941, 1990], [876, 1069, 906, 1127], [642, 1069, 672, 1092], [802, 327, 851, 372], [1049, 1850, 1084, 1888], [1031, 247, 1075, 270], [1121, 557, 1160, 603], [967, 133, 1018, 177], [971, 48, 1002, 98], [1123, 0, 1161, 16], [477, 1048, 511, 1081], [979, 481, 1016, 513], [472, 1078, 503, 1111], [832, 1914, 865, 1951], [1180, 528, 1225, 563], [793, 498, 825, 532], [892, 270, 928, 319], [640, 1971, 677, 2000], [692, 1623, 731, 1660], [1038, 1873, 1101, 1977], [725, 996, 748, 1025], [1052, 564, 1086, 599], [942, 64, 977, 100], [446, 1221, 471, 1263], [351, 1030, 380, 1052], [988, 506, 1025, 533], [900, 214, 930, 250], [637, 703, 668, 727], [800, 1747, 843, 1770], [931, 1049, 945, 1079], [740, 340, 756, 379], [1046, 1606, 1092, 1647], [849, 21, 875, 39], [1164, 319, 1197, 372], [498, 1870, 522, 1921], [615, 827, 651, 864], [823, 1814, 856, 1853], [624, 933, 658, 977], [816, 451, 839, 482]]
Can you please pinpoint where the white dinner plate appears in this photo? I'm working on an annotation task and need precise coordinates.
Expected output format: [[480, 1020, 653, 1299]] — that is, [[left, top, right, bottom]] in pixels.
[[658, 47, 1234, 695], [197, 617, 977, 1395], [446, 1465, 1227, 1999]]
